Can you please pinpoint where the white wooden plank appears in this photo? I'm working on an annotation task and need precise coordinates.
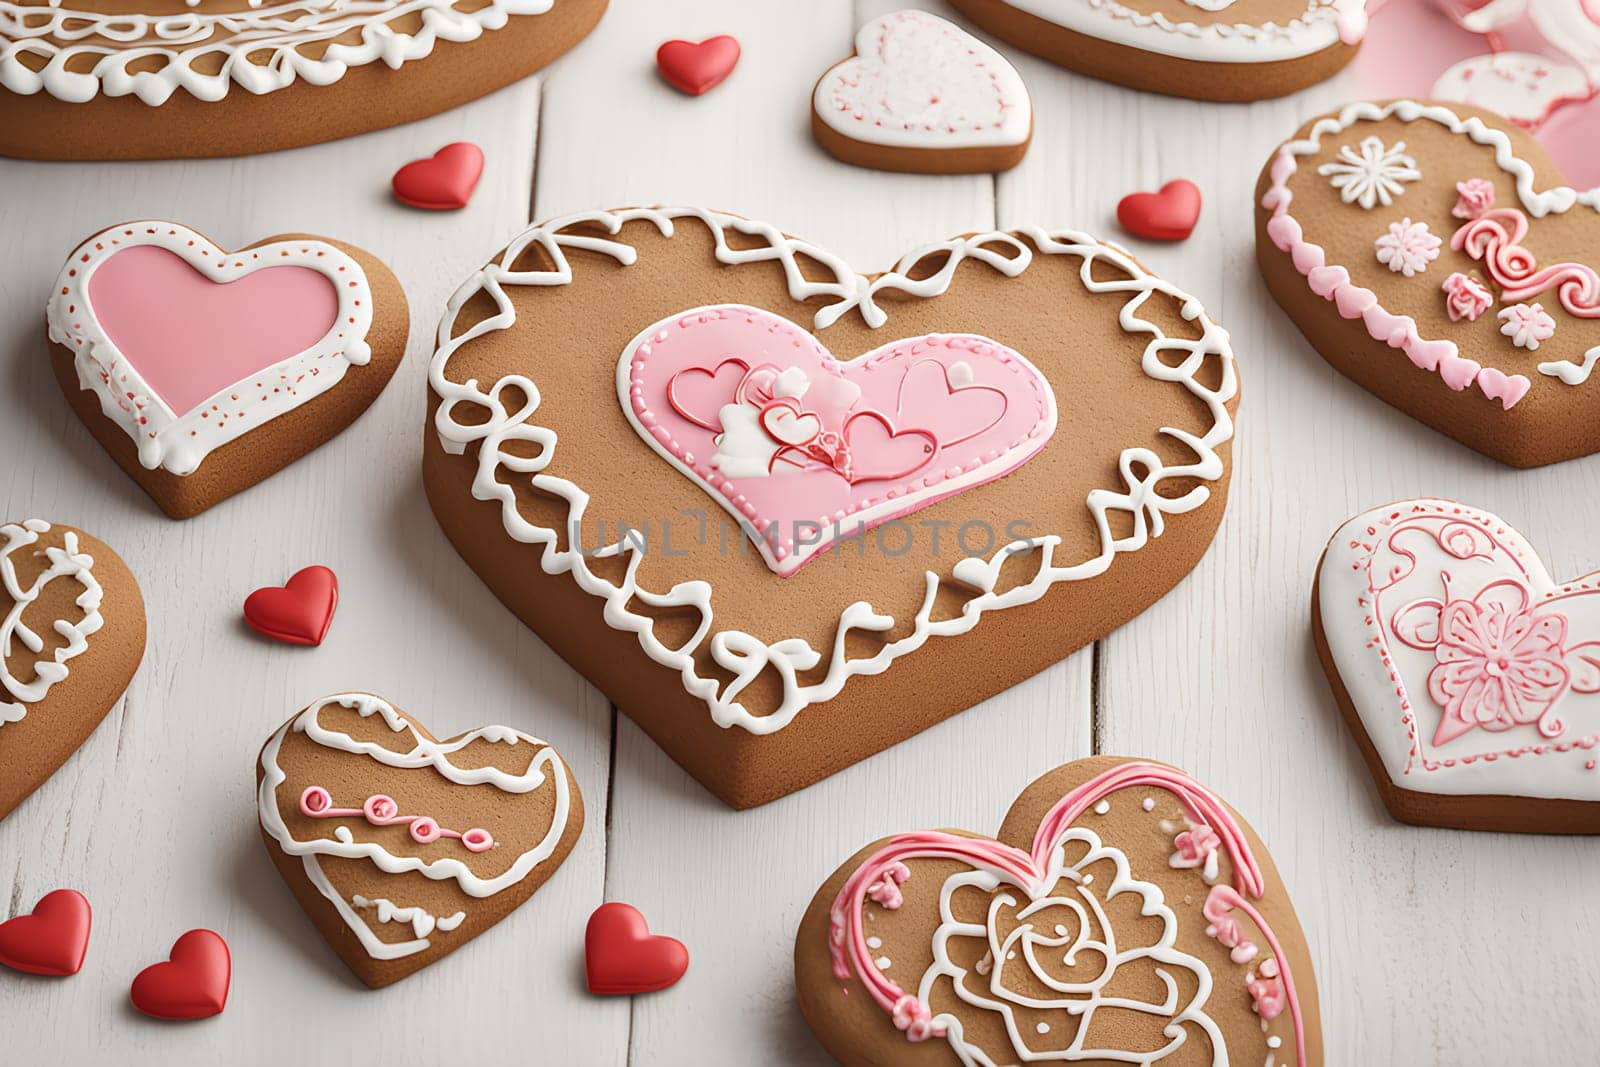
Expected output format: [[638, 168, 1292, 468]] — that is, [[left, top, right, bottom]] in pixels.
[[0, 80, 628, 1065]]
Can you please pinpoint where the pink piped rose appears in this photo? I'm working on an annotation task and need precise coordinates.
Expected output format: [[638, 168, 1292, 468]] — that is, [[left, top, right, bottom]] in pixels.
[[1441, 272, 1493, 322], [1452, 179, 1496, 220]]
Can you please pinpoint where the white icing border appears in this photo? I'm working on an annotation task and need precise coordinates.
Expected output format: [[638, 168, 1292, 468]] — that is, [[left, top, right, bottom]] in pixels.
[[46, 221, 374, 477], [1, 0, 556, 106], [1269, 99, 1600, 388], [813, 10, 1032, 152], [427, 207, 1237, 736], [256, 693, 572, 961], [1, 519, 104, 729], [991, 0, 1365, 64]]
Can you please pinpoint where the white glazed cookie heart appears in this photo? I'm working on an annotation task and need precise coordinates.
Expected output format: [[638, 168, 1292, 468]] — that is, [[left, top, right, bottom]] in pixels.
[[1316, 498, 1600, 832], [811, 10, 1032, 172], [256, 693, 584, 986], [795, 757, 1322, 1065]]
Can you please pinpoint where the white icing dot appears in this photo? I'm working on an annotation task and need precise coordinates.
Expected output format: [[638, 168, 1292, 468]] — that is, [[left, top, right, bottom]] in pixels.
[[867, 936, 882, 949], [1083, 874, 1093, 884], [1036, 1022, 1050, 1034], [876, 956, 892, 970], [1268, 1036, 1283, 1049], [1142, 797, 1155, 811], [1007, 951, 1016, 960], [1094, 800, 1110, 815]]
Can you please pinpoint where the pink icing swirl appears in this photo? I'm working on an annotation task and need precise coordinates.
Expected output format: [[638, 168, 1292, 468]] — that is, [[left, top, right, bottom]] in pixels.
[[1452, 205, 1600, 318], [299, 786, 495, 853], [1441, 272, 1494, 323]]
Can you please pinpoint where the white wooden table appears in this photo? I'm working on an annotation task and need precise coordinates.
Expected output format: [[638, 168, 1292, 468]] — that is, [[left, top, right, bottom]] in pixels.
[[4, 1, 1598, 1061]]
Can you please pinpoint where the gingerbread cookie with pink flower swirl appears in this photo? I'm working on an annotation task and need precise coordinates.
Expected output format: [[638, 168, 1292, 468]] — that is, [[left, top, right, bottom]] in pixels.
[[1257, 100, 1600, 468], [1315, 499, 1600, 833], [796, 756, 1321, 1066]]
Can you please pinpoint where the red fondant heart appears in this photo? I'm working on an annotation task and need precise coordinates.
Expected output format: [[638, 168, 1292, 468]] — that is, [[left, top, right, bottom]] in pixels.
[[130, 929, 230, 1021], [244, 565, 338, 646], [656, 35, 741, 96], [0, 890, 91, 977], [392, 143, 485, 211], [1117, 179, 1203, 241], [585, 902, 688, 995]]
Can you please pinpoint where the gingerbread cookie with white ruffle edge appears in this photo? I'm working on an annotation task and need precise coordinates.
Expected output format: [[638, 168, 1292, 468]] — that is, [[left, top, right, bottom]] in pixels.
[[796, 756, 1321, 1066], [947, 0, 1365, 101], [1, 519, 145, 822], [1257, 100, 1600, 468], [811, 10, 1032, 175], [256, 693, 584, 987], [46, 221, 409, 518], [1315, 498, 1600, 833], [0, 0, 606, 160], [424, 207, 1239, 809]]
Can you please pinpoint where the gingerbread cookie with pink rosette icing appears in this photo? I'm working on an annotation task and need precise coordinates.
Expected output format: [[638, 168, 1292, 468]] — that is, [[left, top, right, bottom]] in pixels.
[[425, 207, 1239, 808], [796, 756, 1321, 1066], [1257, 100, 1600, 468], [1315, 498, 1600, 833], [256, 693, 584, 987], [46, 221, 409, 517]]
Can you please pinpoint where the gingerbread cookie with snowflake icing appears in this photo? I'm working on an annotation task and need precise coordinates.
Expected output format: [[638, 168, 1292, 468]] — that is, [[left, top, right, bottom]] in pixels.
[[0, 0, 605, 160], [425, 207, 1239, 808], [811, 10, 1033, 174], [1315, 498, 1600, 833], [1, 519, 145, 822], [796, 756, 1322, 1066], [946, 0, 1365, 101], [1257, 100, 1600, 468], [46, 221, 409, 517], [256, 693, 584, 987]]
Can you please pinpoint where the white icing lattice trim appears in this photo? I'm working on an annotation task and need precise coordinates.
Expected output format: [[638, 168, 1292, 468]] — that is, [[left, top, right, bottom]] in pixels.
[[1, 519, 104, 729], [45, 221, 374, 477], [1, 0, 556, 106], [429, 209, 1236, 736]]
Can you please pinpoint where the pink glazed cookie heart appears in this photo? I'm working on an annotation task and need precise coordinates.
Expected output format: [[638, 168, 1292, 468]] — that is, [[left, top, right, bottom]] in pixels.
[[620, 305, 1057, 576], [1316, 498, 1600, 832]]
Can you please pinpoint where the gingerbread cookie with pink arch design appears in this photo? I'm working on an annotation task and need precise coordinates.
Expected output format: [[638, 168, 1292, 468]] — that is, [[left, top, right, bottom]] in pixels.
[[1256, 99, 1600, 468], [795, 755, 1322, 1066], [1315, 498, 1600, 833]]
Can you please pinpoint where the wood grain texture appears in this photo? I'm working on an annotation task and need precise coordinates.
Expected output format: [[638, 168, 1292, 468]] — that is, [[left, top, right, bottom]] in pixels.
[[2, 0, 1595, 1062]]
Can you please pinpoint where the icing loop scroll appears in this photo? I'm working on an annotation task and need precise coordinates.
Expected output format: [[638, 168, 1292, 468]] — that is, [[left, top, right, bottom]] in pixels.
[[1, 520, 105, 728]]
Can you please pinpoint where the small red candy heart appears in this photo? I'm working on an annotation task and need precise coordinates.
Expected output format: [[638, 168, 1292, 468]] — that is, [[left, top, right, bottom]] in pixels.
[[130, 929, 231, 1021], [1117, 179, 1203, 242], [0, 890, 92, 977], [656, 35, 741, 96], [392, 142, 485, 211], [244, 565, 338, 647], [585, 902, 688, 995]]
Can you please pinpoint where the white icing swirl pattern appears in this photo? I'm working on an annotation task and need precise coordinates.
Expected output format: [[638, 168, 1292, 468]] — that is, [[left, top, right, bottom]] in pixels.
[[1, 520, 104, 730], [994, 0, 1365, 63]]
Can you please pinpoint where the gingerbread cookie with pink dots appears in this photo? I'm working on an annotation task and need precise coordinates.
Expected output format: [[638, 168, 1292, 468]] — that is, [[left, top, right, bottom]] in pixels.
[[255, 693, 584, 987], [1257, 100, 1600, 468], [795, 756, 1322, 1066], [810, 10, 1033, 174], [1315, 499, 1600, 833], [47, 221, 409, 517]]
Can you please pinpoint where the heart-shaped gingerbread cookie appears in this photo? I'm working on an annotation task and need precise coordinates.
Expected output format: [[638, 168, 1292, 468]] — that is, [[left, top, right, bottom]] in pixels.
[[47, 221, 409, 517], [255, 693, 583, 987], [1, 519, 145, 822], [1315, 498, 1600, 832], [425, 207, 1239, 808], [796, 756, 1321, 1065], [1257, 99, 1600, 467], [810, 10, 1032, 174]]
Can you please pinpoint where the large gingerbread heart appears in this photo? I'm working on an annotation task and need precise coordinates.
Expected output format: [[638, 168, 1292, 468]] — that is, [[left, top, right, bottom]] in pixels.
[[1315, 498, 1600, 833], [425, 207, 1239, 808], [1257, 99, 1600, 468], [46, 221, 409, 517], [1, 519, 145, 822], [0, 0, 606, 160], [796, 756, 1321, 1065], [255, 693, 584, 987], [947, 0, 1366, 101]]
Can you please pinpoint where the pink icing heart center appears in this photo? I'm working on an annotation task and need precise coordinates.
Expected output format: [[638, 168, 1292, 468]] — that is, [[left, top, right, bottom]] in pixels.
[[86, 245, 339, 417], [620, 304, 1057, 576]]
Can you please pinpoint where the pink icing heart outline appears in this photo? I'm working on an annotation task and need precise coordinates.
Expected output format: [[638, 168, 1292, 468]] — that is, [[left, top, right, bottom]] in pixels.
[[619, 304, 1057, 577]]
